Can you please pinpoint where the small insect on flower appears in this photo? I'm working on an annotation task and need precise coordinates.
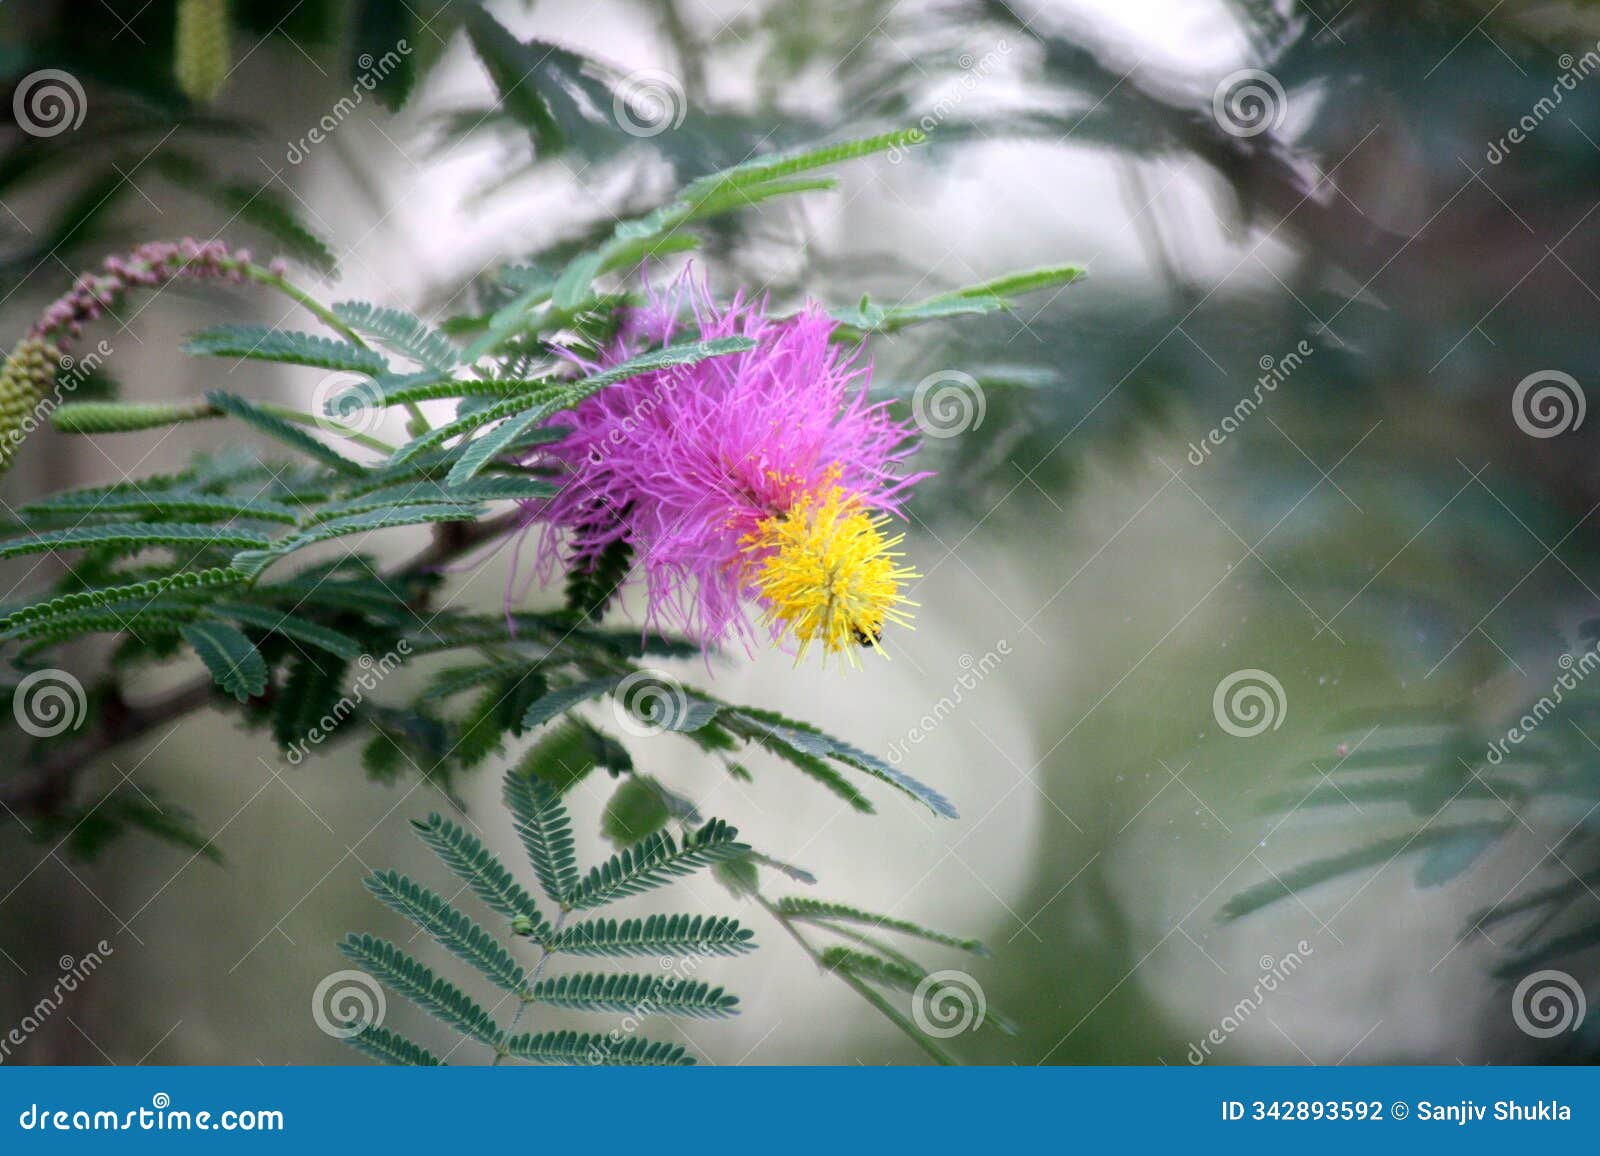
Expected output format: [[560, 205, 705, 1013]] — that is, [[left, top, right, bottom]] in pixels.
[[519, 271, 928, 664]]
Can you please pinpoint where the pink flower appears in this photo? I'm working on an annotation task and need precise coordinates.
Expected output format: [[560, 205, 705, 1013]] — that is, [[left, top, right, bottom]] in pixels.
[[519, 272, 926, 659]]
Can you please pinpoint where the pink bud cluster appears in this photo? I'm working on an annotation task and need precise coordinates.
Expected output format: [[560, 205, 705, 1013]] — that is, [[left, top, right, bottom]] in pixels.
[[28, 238, 288, 348]]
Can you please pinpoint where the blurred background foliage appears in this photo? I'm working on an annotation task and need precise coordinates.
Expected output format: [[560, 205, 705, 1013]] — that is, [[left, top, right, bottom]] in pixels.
[[3, 0, 1600, 1064]]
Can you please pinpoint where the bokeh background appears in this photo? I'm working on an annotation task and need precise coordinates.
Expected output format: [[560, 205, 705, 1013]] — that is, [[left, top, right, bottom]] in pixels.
[[3, 0, 1600, 1065]]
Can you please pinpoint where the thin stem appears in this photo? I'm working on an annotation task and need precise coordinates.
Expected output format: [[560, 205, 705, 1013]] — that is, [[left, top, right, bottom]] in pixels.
[[243, 263, 432, 434], [252, 399, 395, 455], [756, 894, 956, 1066], [493, 909, 568, 1066]]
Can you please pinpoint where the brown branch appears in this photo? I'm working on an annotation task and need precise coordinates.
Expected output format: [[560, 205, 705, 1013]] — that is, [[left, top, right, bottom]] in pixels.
[[0, 510, 526, 820]]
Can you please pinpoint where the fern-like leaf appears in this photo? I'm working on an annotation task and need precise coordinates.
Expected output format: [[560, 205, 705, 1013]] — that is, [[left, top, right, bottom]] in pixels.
[[338, 933, 503, 1047], [775, 898, 988, 954], [548, 914, 755, 958], [363, 870, 528, 994], [410, 814, 544, 926], [502, 771, 580, 906], [565, 820, 749, 910], [181, 621, 268, 702], [502, 1030, 693, 1066], [333, 301, 460, 370], [0, 522, 273, 559], [345, 1024, 443, 1067], [205, 392, 366, 475], [184, 325, 387, 373], [529, 972, 738, 1019]]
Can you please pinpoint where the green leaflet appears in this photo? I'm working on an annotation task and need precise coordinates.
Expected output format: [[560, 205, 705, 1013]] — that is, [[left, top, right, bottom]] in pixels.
[[548, 914, 755, 958], [774, 897, 988, 955], [0, 522, 273, 559], [344, 1025, 441, 1067], [501, 1031, 692, 1066], [204, 392, 367, 475], [184, 325, 387, 374], [210, 602, 363, 660], [386, 336, 754, 470], [181, 620, 268, 702], [338, 933, 503, 1047], [566, 819, 749, 910], [410, 814, 545, 927], [528, 972, 739, 1019], [332, 301, 459, 370], [502, 773, 579, 906], [363, 871, 528, 994]]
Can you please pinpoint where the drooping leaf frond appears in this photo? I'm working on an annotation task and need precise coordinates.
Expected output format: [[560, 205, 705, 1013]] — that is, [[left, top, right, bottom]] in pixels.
[[344, 1024, 443, 1067], [362, 870, 529, 994], [548, 914, 756, 958], [528, 972, 739, 1019], [501, 771, 580, 906], [409, 814, 544, 927], [338, 933, 504, 1047], [502, 1030, 693, 1066], [566, 820, 750, 910]]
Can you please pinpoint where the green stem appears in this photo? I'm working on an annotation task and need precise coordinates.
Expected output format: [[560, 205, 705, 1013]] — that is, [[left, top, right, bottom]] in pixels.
[[252, 400, 394, 455], [243, 263, 431, 435], [756, 894, 956, 1066], [493, 908, 568, 1066]]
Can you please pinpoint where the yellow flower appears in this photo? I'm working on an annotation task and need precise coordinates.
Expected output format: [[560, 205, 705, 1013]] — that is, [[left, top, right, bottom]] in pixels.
[[744, 485, 917, 663]]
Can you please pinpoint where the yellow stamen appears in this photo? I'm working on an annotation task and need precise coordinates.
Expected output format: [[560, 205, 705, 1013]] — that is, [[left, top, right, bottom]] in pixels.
[[742, 485, 918, 664]]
